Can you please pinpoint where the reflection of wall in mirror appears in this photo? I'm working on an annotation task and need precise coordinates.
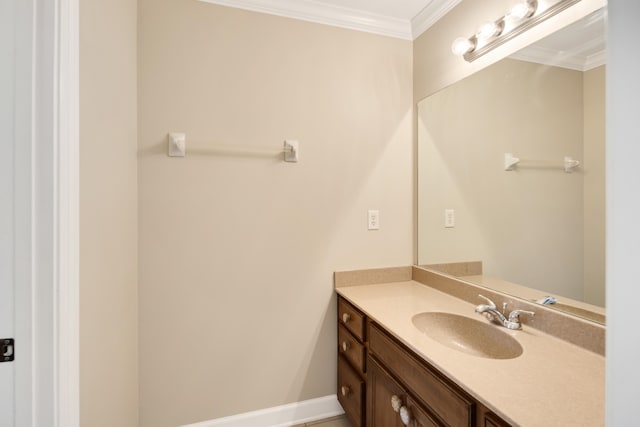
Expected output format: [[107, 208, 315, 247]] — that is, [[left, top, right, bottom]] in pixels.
[[418, 58, 605, 305], [583, 65, 605, 306]]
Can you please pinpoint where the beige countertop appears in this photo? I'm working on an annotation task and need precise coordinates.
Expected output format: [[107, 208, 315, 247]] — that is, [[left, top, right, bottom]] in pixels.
[[336, 279, 605, 426]]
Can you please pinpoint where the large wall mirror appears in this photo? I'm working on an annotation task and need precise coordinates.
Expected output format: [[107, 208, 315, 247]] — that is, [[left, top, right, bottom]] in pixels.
[[417, 8, 606, 324]]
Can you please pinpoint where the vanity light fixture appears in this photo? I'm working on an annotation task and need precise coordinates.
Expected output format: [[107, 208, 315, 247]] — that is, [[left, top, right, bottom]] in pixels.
[[452, 0, 582, 62]]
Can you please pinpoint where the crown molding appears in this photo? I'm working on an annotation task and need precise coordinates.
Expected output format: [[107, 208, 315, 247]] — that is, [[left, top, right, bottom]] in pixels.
[[198, 0, 413, 40], [411, 0, 463, 39]]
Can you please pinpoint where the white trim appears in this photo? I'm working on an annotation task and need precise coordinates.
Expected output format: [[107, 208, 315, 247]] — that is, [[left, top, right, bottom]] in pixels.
[[55, 0, 80, 425], [13, 0, 35, 425], [606, 1, 640, 424], [198, 0, 413, 40], [33, 0, 57, 423], [181, 395, 344, 427], [411, 0, 462, 39], [32, 0, 80, 425]]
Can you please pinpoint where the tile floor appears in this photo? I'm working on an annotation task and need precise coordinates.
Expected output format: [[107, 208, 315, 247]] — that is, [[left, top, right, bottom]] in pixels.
[[292, 414, 352, 427]]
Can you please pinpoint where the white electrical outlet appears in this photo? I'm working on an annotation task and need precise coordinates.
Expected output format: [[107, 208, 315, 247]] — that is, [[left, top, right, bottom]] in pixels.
[[368, 210, 380, 230], [445, 209, 455, 228]]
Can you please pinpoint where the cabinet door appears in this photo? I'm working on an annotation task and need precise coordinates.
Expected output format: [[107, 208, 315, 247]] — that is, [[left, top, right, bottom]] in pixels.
[[367, 356, 407, 427], [407, 397, 441, 427], [482, 412, 511, 427], [476, 403, 512, 427]]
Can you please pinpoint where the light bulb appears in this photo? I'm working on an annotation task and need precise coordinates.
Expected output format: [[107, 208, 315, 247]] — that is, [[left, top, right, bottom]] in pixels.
[[451, 37, 475, 56], [476, 21, 501, 40], [506, 0, 537, 21]]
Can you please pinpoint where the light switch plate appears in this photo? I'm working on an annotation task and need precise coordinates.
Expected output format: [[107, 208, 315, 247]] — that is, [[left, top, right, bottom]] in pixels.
[[445, 209, 455, 228], [368, 210, 380, 230]]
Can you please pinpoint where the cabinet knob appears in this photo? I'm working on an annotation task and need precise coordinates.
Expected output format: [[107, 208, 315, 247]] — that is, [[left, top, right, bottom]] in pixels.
[[341, 341, 350, 352], [391, 395, 402, 413], [342, 313, 351, 323], [399, 406, 411, 425], [341, 386, 350, 397]]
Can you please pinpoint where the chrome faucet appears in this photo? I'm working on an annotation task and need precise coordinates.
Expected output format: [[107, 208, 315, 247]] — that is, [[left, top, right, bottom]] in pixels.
[[475, 295, 535, 330]]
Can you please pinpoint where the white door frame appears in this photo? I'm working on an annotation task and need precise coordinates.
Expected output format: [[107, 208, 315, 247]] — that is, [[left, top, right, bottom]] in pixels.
[[52, 0, 80, 425], [16, 0, 79, 425]]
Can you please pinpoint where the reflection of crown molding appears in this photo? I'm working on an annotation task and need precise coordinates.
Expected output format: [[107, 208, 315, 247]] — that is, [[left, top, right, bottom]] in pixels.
[[510, 8, 606, 72], [583, 50, 606, 71], [510, 36, 606, 71], [411, 0, 463, 39], [198, 0, 412, 39]]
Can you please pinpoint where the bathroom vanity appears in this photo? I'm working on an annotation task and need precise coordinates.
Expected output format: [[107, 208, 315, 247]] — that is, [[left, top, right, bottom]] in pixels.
[[335, 266, 605, 427], [339, 296, 509, 427]]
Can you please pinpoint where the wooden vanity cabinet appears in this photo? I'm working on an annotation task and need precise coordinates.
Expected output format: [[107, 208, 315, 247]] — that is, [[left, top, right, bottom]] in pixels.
[[336, 296, 512, 427]]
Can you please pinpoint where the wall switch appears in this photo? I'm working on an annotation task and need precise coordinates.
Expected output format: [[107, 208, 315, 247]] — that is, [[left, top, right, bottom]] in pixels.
[[368, 210, 380, 230], [445, 209, 455, 228]]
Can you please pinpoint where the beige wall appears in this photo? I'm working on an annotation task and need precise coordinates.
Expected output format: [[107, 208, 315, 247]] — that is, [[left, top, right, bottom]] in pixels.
[[418, 58, 585, 300], [583, 65, 606, 306], [80, 0, 138, 426], [137, 1, 413, 426]]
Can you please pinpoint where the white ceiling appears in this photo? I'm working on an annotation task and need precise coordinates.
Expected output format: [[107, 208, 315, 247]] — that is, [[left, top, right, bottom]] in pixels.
[[197, 0, 462, 40]]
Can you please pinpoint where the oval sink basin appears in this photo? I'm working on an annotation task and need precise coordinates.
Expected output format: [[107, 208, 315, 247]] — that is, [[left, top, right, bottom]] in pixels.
[[411, 312, 523, 360]]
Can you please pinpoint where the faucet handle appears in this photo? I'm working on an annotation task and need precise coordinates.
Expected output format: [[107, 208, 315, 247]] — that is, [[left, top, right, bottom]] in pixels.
[[508, 309, 535, 322], [477, 294, 497, 309]]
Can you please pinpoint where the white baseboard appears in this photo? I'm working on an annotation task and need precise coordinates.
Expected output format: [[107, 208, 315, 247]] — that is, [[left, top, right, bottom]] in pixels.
[[180, 395, 345, 427]]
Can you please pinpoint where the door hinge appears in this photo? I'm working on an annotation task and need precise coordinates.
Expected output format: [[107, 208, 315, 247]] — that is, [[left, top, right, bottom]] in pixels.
[[2, 338, 14, 362]]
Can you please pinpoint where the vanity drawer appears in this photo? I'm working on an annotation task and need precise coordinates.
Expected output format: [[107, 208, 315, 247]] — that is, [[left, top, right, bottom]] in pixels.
[[368, 322, 474, 427], [338, 297, 365, 342], [338, 356, 364, 427], [338, 324, 366, 373]]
